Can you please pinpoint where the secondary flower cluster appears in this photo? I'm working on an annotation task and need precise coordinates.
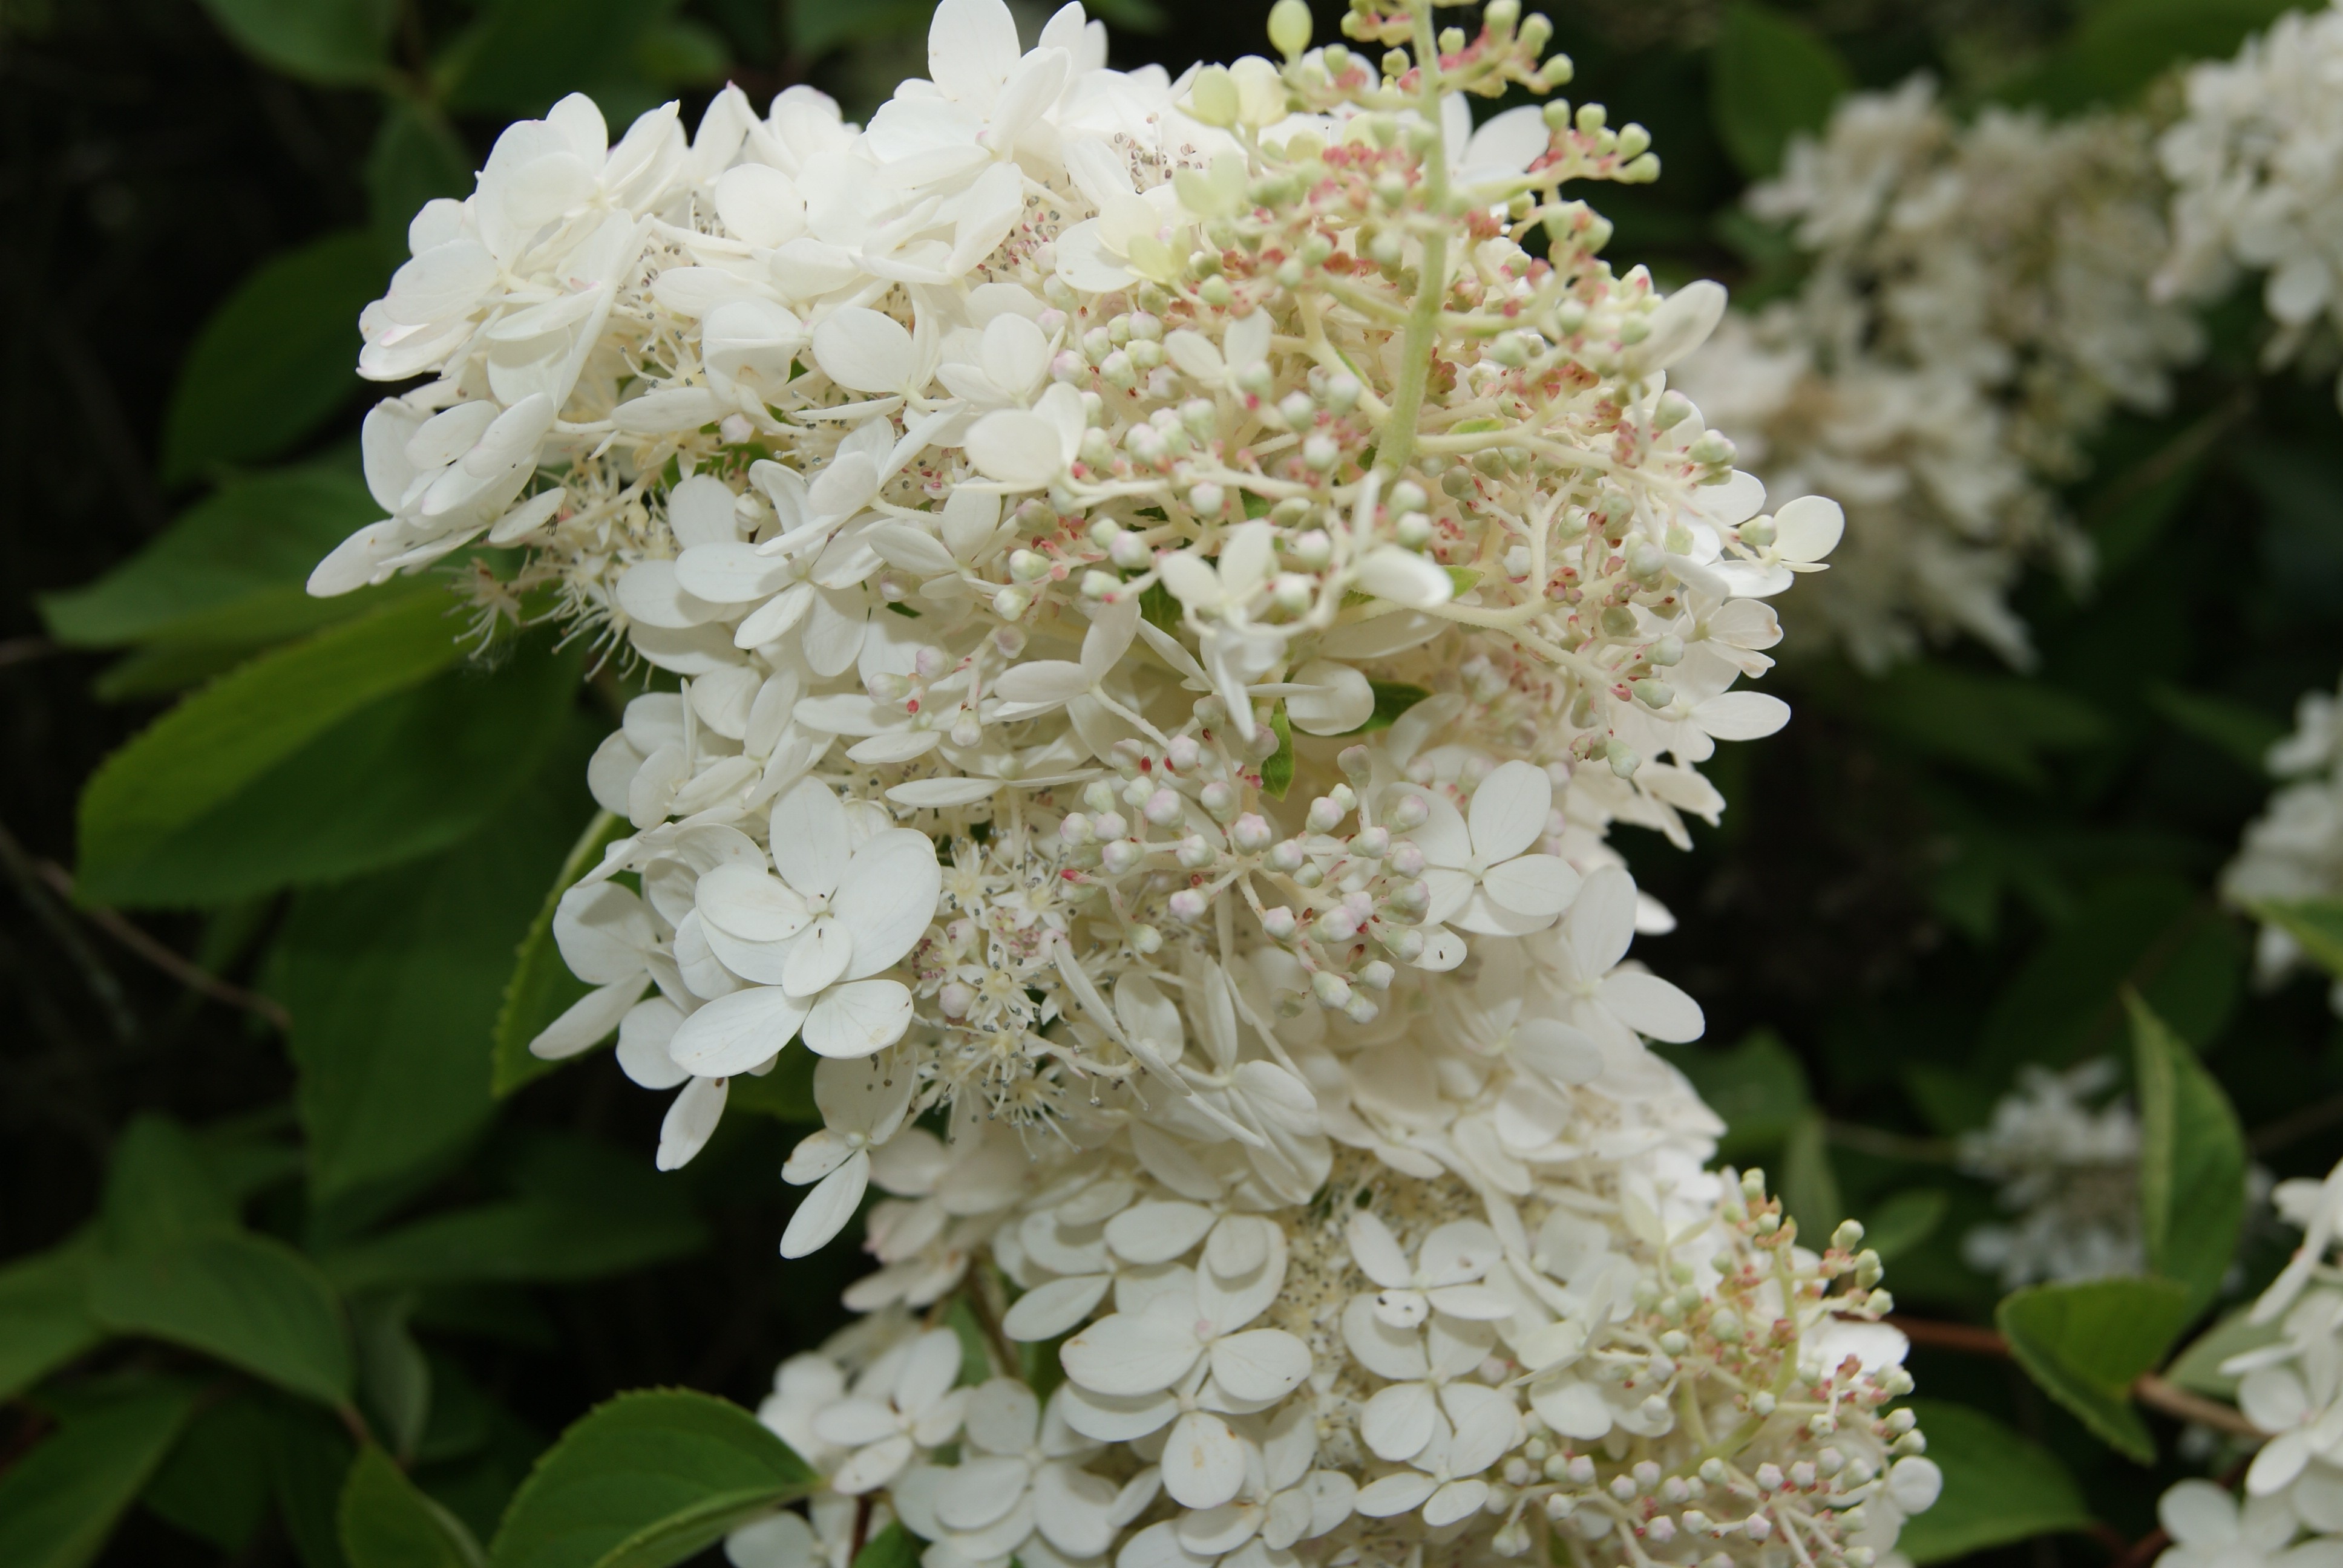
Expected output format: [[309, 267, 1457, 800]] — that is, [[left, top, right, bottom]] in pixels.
[[1955, 1057, 2143, 1290], [2155, 1156, 2343, 1568], [2223, 673, 2343, 1015], [2155, 0, 2343, 413], [1676, 79, 2197, 670], [318, 2, 1926, 1567]]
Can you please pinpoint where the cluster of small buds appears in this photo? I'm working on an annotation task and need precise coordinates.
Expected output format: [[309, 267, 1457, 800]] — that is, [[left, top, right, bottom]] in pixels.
[[318, 3, 1913, 1568]]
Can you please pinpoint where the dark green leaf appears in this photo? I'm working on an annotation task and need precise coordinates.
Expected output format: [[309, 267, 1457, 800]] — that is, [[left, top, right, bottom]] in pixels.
[[277, 712, 601, 1229], [0, 1379, 202, 1568], [1996, 1276, 2194, 1462], [1976, 874, 2242, 1082], [1779, 1110, 1841, 1244], [493, 809, 629, 1097], [270, 1401, 361, 1568], [369, 102, 474, 243], [1708, 1, 1851, 178], [635, 18, 728, 84], [487, 1389, 818, 1568], [789, 0, 928, 58], [317, 1135, 706, 1293], [88, 1234, 353, 1406], [0, 1239, 104, 1400], [354, 1294, 433, 1463], [2148, 685, 2287, 773], [101, 1114, 240, 1249], [850, 1521, 922, 1568], [341, 1445, 487, 1568], [2164, 1307, 2280, 1400], [142, 1393, 276, 1555], [2130, 991, 2246, 1319], [442, 0, 678, 116], [1861, 1189, 1947, 1262], [74, 592, 472, 904], [1861, 664, 2112, 788], [2019, 0, 2299, 113], [2253, 899, 2343, 979], [1659, 1028, 1810, 1160], [160, 230, 395, 485], [1893, 1399, 2094, 1562], [1261, 704, 1294, 800], [1337, 681, 1430, 736], [195, 0, 393, 85], [944, 1297, 997, 1385], [40, 464, 384, 651]]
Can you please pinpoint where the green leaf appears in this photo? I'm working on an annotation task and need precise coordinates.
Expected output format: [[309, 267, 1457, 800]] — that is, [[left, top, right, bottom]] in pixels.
[[1976, 873, 2243, 1082], [369, 102, 474, 244], [0, 1379, 202, 1568], [1996, 1276, 2194, 1463], [353, 1294, 433, 1463], [2164, 1306, 2281, 1400], [316, 1136, 706, 1294], [1861, 1189, 1947, 1262], [790, 0, 929, 58], [0, 1240, 105, 1400], [635, 18, 729, 84], [1261, 704, 1294, 800], [1893, 1399, 2095, 1562], [441, 0, 679, 116], [2148, 684, 2287, 773], [1337, 681, 1430, 736], [88, 1233, 353, 1406], [1779, 1110, 1841, 1244], [1861, 664, 2112, 789], [487, 1389, 819, 1568], [493, 810, 630, 1097], [2130, 991, 2246, 1319], [1708, 1, 1852, 178], [269, 1401, 361, 1568], [101, 1114, 241, 1249], [160, 231, 395, 484], [277, 714, 602, 1229], [2021, 0, 2300, 113], [2253, 899, 2343, 979], [40, 464, 384, 650], [142, 1393, 277, 1556], [850, 1521, 922, 1568], [1659, 1028, 1810, 1161], [74, 592, 470, 904], [195, 0, 393, 84], [342, 1445, 487, 1568]]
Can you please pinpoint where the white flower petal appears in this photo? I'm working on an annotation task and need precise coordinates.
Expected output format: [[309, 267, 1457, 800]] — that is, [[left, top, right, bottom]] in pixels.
[[1160, 1410, 1248, 1509], [802, 979, 915, 1059]]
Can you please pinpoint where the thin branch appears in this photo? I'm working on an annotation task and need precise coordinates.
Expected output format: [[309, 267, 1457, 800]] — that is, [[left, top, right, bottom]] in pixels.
[[2134, 1374, 2263, 1439], [31, 860, 289, 1033], [0, 819, 135, 1044], [1887, 1316, 2010, 1357], [0, 635, 56, 669], [2250, 1091, 2343, 1156], [1826, 1122, 1957, 1163]]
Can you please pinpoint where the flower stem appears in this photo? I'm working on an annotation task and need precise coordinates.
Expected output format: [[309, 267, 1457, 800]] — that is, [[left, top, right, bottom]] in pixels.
[[1376, 0, 1452, 477]]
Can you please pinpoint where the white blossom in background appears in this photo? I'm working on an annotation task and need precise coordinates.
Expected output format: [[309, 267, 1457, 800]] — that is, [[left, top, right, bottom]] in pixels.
[[2155, 0, 2343, 412], [1957, 1058, 2144, 1289], [2223, 675, 2343, 1014], [1677, 79, 2199, 671], [319, 1, 1935, 1566]]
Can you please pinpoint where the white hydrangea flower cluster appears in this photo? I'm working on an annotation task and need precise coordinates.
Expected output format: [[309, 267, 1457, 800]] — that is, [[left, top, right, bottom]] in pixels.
[[316, 2, 1936, 1566], [1955, 1058, 2143, 1290], [1676, 79, 2200, 670], [2223, 675, 2343, 1016], [2154, 1158, 2343, 1567], [2155, 0, 2343, 412]]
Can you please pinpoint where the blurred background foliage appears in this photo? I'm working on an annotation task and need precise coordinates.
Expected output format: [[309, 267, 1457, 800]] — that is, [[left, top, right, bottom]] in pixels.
[[2, 0, 2339, 1563]]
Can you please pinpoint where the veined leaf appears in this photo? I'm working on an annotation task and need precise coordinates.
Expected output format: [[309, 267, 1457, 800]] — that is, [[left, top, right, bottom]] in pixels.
[[0, 1379, 202, 1568], [2130, 991, 2246, 1318], [0, 1239, 104, 1402], [493, 810, 630, 1097], [88, 1233, 354, 1408], [2253, 899, 2343, 979], [1997, 1276, 2194, 1462], [196, 0, 394, 84], [441, 0, 678, 116], [142, 1393, 277, 1557], [487, 1389, 818, 1568], [2165, 1307, 2281, 1400], [1893, 1399, 2094, 1562], [341, 1444, 487, 1568], [1261, 703, 1294, 799], [1709, 1, 1852, 178], [75, 592, 471, 904], [160, 230, 396, 483]]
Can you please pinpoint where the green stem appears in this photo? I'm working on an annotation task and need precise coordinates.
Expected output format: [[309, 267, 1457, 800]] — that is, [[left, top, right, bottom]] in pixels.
[[1375, 1, 1453, 477]]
